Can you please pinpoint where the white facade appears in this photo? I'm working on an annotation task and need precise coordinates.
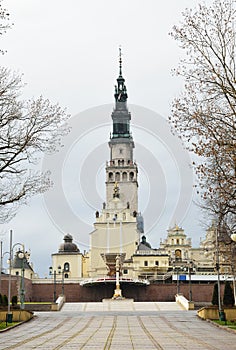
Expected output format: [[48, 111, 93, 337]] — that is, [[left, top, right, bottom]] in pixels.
[[51, 234, 83, 279]]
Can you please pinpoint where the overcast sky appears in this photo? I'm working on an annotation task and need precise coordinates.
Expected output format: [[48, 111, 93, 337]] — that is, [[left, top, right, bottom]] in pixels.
[[0, 0, 212, 277]]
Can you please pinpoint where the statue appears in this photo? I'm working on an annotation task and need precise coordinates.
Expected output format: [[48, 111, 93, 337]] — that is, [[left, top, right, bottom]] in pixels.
[[113, 182, 120, 198]]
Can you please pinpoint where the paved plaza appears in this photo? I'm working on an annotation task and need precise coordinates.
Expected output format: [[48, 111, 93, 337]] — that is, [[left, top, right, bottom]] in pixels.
[[1, 301, 236, 349]]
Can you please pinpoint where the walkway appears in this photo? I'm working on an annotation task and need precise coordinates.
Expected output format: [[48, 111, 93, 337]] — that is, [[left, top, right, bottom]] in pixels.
[[0, 302, 235, 349]]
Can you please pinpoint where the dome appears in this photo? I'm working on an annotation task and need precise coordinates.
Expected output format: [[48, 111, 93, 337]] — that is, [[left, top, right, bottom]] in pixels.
[[137, 235, 152, 251], [58, 234, 80, 253]]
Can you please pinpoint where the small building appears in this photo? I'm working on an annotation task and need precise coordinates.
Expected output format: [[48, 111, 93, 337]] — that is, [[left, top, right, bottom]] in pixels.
[[11, 250, 34, 280], [51, 234, 83, 279], [123, 236, 169, 280]]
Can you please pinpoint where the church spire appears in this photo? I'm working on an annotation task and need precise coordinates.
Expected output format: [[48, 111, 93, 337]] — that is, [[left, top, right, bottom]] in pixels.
[[114, 47, 128, 103], [119, 47, 123, 77]]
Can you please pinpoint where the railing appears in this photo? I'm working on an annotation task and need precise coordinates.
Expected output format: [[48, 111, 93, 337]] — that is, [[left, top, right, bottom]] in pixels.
[[80, 277, 150, 286]]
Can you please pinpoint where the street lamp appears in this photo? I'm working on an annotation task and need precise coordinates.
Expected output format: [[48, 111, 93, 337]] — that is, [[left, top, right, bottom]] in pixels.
[[230, 233, 236, 305], [215, 225, 225, 321], [7, 230, 13, 322], [49, 266, 64, 302], [173, 266, 183, 294], [17, 249, 28, 310]]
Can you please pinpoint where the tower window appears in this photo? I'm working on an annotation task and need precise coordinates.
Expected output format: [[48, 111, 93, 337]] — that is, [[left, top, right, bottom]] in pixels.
[[122, 172, 127, 181], [129, 172, 134, 181], [119, 149, 123, 154], [115, 172, 120, 181], [109, 172, 114, 181], [144, 261, 148, 267], [64, 273, 69, 279], [64, 262, 70, 272], [155, 261, 159, 266]]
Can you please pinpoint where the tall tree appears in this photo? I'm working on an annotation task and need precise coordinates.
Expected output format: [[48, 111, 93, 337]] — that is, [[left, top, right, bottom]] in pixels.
[[170, 0, 236, 234], [0, 2, 69, 222]]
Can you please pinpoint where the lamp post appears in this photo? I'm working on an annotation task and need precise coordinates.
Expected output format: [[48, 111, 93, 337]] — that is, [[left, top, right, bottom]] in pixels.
[[17, 249, 28, 310], [3, 231, 27, 323], [173, 266, 181, 294], [188, 262, 192, 302], [49, 266, 64, 302], [216, 225, 225, 321], [176, 267, 180, 294], [230, 233, 236, 305], [7, 230, 13, 321]]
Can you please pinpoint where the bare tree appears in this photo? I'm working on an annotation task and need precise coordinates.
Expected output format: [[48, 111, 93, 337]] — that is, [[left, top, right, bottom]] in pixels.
[[0, 1, 69, 222], [0, 68, 69, 222], [169, 0, 236, 233]]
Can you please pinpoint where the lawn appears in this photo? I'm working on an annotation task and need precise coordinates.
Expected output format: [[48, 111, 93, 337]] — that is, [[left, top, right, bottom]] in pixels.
[[213, 319, 236, 330], [0, 322, 19, 331]]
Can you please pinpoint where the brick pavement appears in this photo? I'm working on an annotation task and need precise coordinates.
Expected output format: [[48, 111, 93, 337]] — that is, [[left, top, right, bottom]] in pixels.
[[0, 301, 235, 349]]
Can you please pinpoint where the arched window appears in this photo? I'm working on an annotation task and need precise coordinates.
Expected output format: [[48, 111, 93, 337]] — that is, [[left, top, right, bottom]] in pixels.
[[129, 172, 134, 181], [64, 262, 70, 272], [64, 273, 69, 279], [122, 172, 127, 181], [109, 172, 114, 181], [115, 172, 120, 181]]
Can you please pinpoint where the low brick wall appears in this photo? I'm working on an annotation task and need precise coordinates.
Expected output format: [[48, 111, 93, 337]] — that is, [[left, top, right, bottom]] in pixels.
[[0, 277, 222, 303], [31, 282, 218, 303]]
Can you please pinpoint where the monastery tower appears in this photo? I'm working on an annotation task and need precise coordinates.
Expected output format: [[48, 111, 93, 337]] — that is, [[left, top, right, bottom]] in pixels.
[[89, 51, 143, 277]]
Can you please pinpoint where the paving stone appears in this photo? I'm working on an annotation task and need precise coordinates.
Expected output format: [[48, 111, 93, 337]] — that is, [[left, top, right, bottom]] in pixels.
[[0, 302, 235, 349]]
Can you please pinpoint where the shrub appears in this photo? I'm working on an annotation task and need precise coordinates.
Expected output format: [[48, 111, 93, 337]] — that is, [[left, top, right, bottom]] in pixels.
[[2, 294, 8, 306], [11, 295, 18, 307], [223, 281, 234, 306], [212, 283, 218, 306]]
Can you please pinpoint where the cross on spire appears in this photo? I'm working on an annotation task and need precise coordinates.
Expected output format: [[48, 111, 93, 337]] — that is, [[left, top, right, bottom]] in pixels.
[[114, 47, 128, 103], [119, 46, 123, 77]]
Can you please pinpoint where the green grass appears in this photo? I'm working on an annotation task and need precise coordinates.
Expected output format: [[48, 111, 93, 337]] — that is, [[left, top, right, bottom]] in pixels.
[[213, 320, 236, 330], [0, 322, 18, 330], [17, 302, 51, 305]]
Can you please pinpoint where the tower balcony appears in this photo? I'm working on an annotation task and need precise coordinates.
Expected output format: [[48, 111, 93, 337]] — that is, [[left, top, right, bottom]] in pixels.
[[106, 160, 137, 167]]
